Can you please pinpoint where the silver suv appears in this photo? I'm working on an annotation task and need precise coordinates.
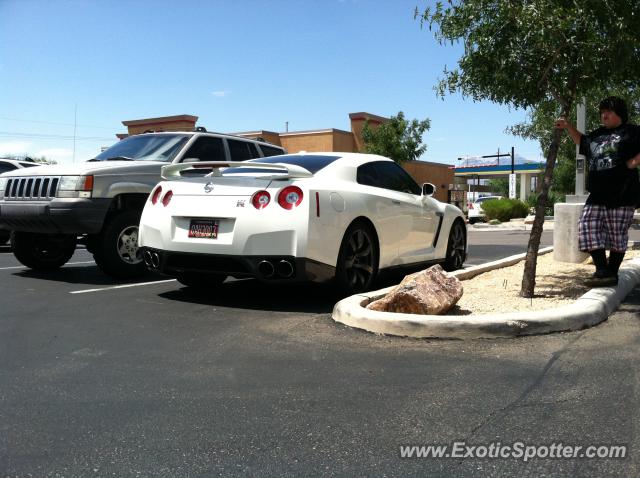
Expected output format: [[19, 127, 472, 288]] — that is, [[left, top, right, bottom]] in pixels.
[[0, 130, 286, 277]]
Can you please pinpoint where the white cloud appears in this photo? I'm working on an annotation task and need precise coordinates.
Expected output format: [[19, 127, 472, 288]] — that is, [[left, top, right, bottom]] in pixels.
[[36, 148, 73, 163], [0, 141, 30, 156], [211, 90, 230, 97]]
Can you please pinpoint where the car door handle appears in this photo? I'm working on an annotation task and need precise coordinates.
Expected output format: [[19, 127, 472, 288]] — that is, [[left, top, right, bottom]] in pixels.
[[391, 200, 402, 205]]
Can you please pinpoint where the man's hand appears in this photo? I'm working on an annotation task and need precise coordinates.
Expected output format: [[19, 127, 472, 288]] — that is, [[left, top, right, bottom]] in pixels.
[[554, 117, 569, 129], [554, 116, 582, 145], [626, 153, 640, 169]]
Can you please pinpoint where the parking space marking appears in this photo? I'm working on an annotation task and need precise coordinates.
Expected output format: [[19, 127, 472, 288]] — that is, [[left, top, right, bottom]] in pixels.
[[70, 279, 176, 294], [0, 260, 95, 271]]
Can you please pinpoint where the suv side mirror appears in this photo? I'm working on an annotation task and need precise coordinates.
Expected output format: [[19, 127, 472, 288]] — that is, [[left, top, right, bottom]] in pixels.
[[422, 183, 436, 197]]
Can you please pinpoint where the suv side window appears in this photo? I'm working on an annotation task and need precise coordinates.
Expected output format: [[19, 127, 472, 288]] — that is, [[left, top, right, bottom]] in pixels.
[[0, 163, 16, 174], [258, 144, 285, 157], [228, 139, 261, 161], [182, 137, 226, 162], [358, 161, 421, 195]]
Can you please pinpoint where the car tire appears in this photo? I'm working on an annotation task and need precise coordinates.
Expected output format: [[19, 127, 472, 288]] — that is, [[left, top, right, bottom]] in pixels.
[[334, 221, 379, 295], [443, 220, 466, 272], [11, 231, 76, 270], [92, 210, 146, 278], [176, 272, 227, 289]]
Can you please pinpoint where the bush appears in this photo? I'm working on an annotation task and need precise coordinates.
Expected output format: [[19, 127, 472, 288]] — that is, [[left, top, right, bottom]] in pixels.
[[526, 192, 564, 216], [481, 198, 529, 222]]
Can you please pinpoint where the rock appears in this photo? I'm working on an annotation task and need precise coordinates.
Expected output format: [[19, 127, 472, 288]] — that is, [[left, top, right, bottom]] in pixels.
[[366, 264, 463, 315]]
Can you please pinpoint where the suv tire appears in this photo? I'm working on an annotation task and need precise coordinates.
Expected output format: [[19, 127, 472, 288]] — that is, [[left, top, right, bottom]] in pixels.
[[11, 232, 77, 270], [92, 210, 146, 279]]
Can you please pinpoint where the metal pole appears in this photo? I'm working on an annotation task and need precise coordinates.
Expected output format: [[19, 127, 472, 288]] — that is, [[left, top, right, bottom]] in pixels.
[[575, 98, 586, 196], [511, 146, 515, 174]]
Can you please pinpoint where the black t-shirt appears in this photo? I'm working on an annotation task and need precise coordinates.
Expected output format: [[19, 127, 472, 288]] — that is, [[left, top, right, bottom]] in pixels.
[[580, 124, 640, 207]]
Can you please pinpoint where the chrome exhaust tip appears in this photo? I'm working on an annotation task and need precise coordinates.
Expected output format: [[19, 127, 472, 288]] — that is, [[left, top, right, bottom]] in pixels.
[[143, 250, 153, 267], [277, 259, 294, 278], [150, 252, 160, 269], [258, 260, 275, 278]]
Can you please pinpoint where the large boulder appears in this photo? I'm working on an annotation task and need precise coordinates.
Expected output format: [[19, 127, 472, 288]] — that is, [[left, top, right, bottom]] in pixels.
[[366, 264, 463, 315]]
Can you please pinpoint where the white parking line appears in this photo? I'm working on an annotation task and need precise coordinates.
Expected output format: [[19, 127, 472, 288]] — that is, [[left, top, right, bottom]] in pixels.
[[0, 260, 95, 271], [70, 279, 176, 294]]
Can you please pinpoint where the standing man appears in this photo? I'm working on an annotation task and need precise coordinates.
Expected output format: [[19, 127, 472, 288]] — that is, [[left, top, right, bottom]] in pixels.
[[555, 96, 640, 286]]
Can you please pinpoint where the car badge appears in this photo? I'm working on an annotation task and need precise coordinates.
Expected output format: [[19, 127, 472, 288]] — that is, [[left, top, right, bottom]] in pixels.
[[204, 182, 214, 193], [236, 200, 246, 208]]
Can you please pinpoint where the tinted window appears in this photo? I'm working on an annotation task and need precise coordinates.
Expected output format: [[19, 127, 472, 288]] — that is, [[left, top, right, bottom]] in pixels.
[[183, 137, 226, 162], [357, 161, 421, 195], [227, 139, 257, 161], [20, 162, 39, 168], [258, 144, 285, 157], [0, 163, 17, 174], [223, 154, 340, 175]]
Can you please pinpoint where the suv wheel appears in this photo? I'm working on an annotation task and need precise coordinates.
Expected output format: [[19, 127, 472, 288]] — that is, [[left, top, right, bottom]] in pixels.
[[93, 210, 146, 278], [11, 232, 77, 270]]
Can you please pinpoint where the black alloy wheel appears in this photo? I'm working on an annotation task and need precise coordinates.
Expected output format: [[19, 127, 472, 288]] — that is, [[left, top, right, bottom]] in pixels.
[[443, 220, 466, 271], [335, 222, 379, 294]]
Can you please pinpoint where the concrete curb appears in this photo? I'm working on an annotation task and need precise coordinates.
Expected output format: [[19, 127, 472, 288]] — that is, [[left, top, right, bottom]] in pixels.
[[332, 252, 640, 340]]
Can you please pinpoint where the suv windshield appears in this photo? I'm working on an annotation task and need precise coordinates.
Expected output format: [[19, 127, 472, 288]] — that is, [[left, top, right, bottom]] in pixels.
[[93, 134, 190, 162]]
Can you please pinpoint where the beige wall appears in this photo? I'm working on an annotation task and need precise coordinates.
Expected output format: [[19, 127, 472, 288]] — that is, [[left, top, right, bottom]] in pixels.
[[402, 161, 454, 203], [280, 132, 335, 153], [332, 131, 355, 152]]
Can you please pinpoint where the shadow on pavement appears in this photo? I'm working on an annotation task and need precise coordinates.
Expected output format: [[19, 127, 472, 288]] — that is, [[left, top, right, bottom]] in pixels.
[[159, 279, 343, 314]]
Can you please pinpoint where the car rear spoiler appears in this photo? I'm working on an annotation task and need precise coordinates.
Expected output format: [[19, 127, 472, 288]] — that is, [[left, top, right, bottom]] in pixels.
[[161, 161, 314, 180]]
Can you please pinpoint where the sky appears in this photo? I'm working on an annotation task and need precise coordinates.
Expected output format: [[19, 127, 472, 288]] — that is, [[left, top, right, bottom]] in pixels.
[[0, 0, 544, 166]]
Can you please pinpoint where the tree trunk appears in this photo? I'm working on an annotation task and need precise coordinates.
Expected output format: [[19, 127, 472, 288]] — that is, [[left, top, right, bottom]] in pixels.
[[519, 111, 569, 298]]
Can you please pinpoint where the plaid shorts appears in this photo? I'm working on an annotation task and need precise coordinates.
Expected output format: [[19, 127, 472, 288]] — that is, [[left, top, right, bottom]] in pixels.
[[578, 204, 636, 252]]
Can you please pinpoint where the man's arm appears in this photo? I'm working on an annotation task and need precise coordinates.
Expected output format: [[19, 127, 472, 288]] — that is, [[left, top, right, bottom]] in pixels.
[[554, 117, 583, 145]]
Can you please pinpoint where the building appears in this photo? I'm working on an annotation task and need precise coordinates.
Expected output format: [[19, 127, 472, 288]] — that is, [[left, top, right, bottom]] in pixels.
[[117, 113, 454, 203]]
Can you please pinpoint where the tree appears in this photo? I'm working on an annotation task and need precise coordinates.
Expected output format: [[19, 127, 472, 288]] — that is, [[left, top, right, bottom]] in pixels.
[[418, 0, 640, 297], [361, 111, 430, 164]]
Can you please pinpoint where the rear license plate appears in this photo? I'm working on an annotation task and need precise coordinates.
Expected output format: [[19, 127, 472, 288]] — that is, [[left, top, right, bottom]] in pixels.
[[188, 219, 219, 239]]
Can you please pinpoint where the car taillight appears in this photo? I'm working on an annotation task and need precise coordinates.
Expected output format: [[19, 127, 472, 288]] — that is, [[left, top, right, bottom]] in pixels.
[[151, 186, 162, 205], [467, 202, 474, 209], [277, 186, 303, 210], [251, 190, 271, 209], [161, 190, 173, 206]]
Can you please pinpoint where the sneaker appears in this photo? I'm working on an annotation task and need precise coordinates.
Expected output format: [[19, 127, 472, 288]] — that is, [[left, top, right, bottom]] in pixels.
[[585, 272, 618, 288]]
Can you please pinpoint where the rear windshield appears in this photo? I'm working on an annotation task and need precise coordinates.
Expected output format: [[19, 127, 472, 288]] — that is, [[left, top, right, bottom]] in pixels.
[[222, 154, 341, 175]]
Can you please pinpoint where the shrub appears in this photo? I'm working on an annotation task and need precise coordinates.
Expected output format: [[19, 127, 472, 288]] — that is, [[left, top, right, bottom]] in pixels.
[[481, 198, 529, 222], [526, 192, 564, 216]]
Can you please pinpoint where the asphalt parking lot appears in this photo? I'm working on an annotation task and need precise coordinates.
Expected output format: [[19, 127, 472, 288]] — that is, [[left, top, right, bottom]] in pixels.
[[2, 229, 640, 476]]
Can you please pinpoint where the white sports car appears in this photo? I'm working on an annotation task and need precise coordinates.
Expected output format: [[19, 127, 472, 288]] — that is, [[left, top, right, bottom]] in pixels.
[[138, 153, 467, 294]]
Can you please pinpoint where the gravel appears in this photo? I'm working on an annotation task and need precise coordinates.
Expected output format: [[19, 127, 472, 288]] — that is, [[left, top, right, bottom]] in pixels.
[[449, 249, 640, 315]]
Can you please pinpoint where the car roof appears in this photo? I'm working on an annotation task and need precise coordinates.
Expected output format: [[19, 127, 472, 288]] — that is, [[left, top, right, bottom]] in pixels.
[[134, 131, 284, 147]]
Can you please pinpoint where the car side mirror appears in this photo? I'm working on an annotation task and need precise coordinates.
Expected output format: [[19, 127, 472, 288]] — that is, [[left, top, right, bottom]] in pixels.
[[422, 183, 436, 197]]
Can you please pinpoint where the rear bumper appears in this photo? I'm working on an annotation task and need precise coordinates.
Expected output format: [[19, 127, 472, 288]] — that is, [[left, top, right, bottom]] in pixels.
[[140, 247, 335, 284], [0, 198, 111, 234]]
